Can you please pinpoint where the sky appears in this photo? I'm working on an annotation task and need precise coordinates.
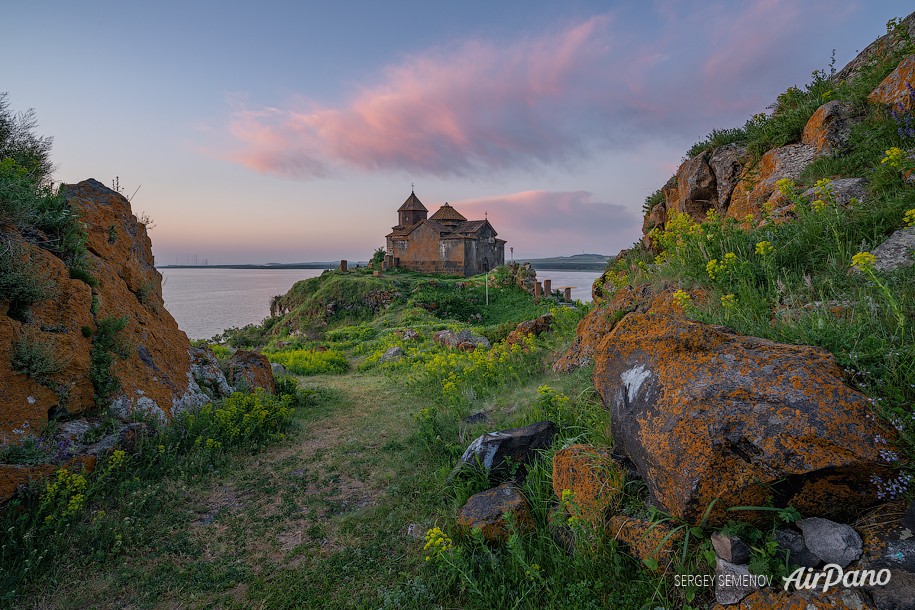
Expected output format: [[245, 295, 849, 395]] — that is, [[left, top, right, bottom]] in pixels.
[[3, 1, 911, 263]]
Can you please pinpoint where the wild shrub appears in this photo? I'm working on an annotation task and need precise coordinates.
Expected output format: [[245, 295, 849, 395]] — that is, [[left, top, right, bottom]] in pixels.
[[11, 330, 64, 384], [89, 316, 129, 405]]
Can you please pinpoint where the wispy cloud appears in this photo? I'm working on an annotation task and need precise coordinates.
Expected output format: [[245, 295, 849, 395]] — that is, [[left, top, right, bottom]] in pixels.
[[224, 0, 841, 179], [449, 190, 640, 256]]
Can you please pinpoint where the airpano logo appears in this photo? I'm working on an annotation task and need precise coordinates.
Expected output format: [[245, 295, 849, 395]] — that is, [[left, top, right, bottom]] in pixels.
[[782, 564, 891, 592]]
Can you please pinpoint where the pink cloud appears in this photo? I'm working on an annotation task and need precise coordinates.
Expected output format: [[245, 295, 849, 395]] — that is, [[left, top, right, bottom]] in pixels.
[[449, 190, 640, 256], [223, 1, 849, 178]]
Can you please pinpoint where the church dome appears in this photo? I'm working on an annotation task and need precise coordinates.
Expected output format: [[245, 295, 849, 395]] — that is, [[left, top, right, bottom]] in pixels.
[[429, 202, 466, 222]]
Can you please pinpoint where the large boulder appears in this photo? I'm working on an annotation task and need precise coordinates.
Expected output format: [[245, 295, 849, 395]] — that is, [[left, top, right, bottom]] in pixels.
[[711, 588, 873, 610], [189, 346, 233, 399], [593, 313, 891, 525]]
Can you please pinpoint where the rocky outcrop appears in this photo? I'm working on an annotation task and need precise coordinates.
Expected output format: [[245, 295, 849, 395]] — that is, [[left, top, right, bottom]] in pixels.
[[672, 151, 719, 221], [2, 179, 213, 440], [189, 347, 233, 399], [868, 54, 915, 109], [727, 144, 817, 222], [709, 144, 747, 212], [835, 13, 915, 82], [802, 101, 861, 155], [593, 313, 891, 525]]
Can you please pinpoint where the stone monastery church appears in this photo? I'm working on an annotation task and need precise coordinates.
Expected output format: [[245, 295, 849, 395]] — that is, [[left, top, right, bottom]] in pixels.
[[384, 190, 506, 277]]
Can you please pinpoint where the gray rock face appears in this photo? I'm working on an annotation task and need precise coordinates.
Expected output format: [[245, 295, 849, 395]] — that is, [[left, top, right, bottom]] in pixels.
[[675, 151, 718, 220], [709, 143, 746, 211], [458, 420, 557, 482], [774, 528, 821, 568], [872, 227, 915, 272], [714, 559, 759, 606], [189, 347, 232, 399], [270, 362, 287, 376], [800, 178, 867, 207], [798, 517, 863, 568], [711, 532, 751, 565], [379, 346, 404, 363], [433, 329, 490, 349]]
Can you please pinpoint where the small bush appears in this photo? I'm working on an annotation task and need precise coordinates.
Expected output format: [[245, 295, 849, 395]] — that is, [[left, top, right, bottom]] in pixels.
[[89, 316, 129, 405], [11, 330, 63, 384]]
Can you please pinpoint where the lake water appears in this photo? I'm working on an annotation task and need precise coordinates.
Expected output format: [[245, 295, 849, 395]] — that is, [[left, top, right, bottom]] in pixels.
[[160, 268, 602, 340]]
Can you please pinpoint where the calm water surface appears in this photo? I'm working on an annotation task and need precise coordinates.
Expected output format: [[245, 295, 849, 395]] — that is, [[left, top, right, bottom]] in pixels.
[[160, 268, 602, 340]]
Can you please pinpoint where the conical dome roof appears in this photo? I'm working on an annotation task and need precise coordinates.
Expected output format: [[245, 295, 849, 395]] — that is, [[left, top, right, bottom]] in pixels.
[[429, 202, 466, 222], [398, 191, 427, 212]]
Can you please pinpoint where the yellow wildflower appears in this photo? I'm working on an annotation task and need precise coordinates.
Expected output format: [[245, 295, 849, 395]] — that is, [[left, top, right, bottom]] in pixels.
[[672, 289, 692, 309], [755, 241, 774, 256], [721, 294, 737, 308], [851, 251, 877, 273], [904, 209, 915, 227]]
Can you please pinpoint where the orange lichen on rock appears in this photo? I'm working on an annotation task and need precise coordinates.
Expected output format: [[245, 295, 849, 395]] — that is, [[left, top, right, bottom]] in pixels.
[[226, 350, 276, 394], [505, 313, 553, 347], [726, 144, 816, 222], [710, 588, 874, 609], [456, 483, 534, 543], [868, 54, 915, 109], [0, 455, 96, 504], [552, 444, 623, 524], [608, 515, 682, 569], [593, 313, 891, 525]]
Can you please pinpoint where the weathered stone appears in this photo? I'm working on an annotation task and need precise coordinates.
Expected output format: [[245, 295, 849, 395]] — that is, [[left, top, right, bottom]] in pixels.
[[803, 101, 861, 155], [727, 144, 817, 222], [65, 179, 210, 418], [709, 143, 747, 212], [714, 559, 759, 606], [835, 13, 915, 82], [674, 151, 718, 222], [552, 444, 622, 524], [593, 313, 891, 525], [189, 347, 233, 399], [506, 314, 553, 346], [401, 328, 419, 340], [869, 54, 915, 110], [458, 421, 557, 482], [801, 178, 867, 207], [711, 587, 874, 610], [859, 522, 915, 610], [775, 528, 822, 568], [433, 329, 490, 350], [608, 515, 682, 569], [379, 346, 404, 362], [226, 350, 276, 393], [456, 483, 533, 543], [798, 518, 863, 568], [553, 283, 655, 372], [270, 362, 287, 376], [711, 532, 751, 565], [643, 200, 667, 234], [871, 227, 915, 272]]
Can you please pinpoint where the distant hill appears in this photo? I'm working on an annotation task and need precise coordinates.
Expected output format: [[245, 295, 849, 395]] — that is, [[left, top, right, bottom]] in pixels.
[[157, 261, 368, 270], [518, 253, 611, 271]]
